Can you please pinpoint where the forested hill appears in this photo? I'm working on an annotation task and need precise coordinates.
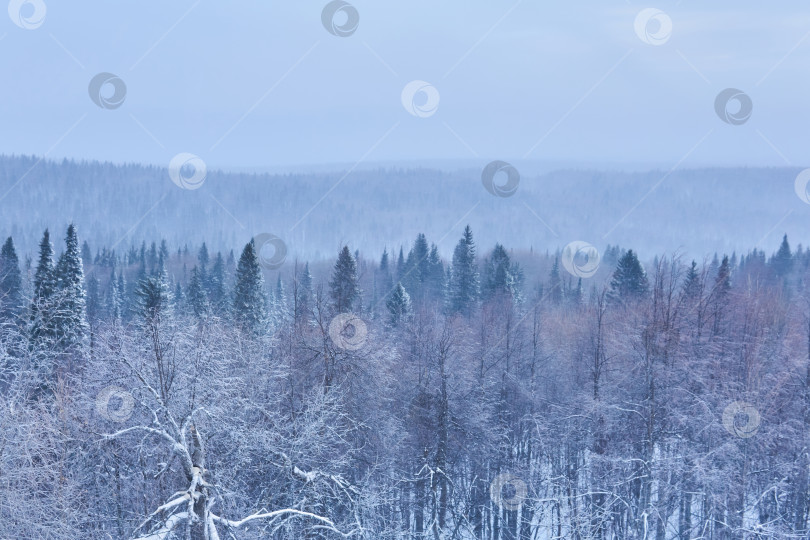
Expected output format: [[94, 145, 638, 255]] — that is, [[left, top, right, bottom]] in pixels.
[[0, 154, 804, 261]]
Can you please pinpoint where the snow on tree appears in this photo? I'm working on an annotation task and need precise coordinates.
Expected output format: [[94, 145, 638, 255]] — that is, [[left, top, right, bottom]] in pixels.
[[53, 223, 88, 348], [0, 236, 23, 322], [329, 246, 359, 314], [386, 282, 411, 325], [232, 239, 267, 333], [608, 248, 649, 303], [448, 225, 479, 315]]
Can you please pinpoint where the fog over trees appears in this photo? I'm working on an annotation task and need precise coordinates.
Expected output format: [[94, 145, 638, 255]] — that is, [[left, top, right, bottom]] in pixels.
[[0, 155, 806, 262], [2, 216, 810, 539]]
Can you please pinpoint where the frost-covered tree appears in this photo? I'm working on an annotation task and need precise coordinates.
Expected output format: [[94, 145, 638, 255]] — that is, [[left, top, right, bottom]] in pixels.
[[186, 265, 209, 318], [54, 224, 88, 347], [609, 249, 648, 303], [329, 246, 359, 314], [0, 236, 23, 322], [386, 282, 411, 325], [233, 239, 266, 333], [208, 252, 227, 314], [771, 233, 793, 280], [30, 229, 58, 347], [482, 243, 522, 301], [448, 225, 479, 315]]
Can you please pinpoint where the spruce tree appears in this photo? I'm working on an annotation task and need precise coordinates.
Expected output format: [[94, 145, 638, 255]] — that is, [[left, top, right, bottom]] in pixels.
[[54, 224, 88, 347], [426, 244, 445, 300], [401, 234, 430, 300], [715, 255, 732, 297], [482, 244, 521, 301], [609, 249, 648, 303], [81, 240, 92, 265], [377, 248, 394, 302], [771, 234, 793, 280], [106, 267, 121, 323], [448, 225, 479, 315], [0, 237, 23, 322], [30, 229, 58, 346], [295, 262, 314, 322], [682, 260, 701, 302], [187, 266, 209, 318], [198, 242, 210, 286], [233, 239, 267, 333], [386, 282, 411, 325], [208, 252, 227, 314], [329, 246, 359, 314]]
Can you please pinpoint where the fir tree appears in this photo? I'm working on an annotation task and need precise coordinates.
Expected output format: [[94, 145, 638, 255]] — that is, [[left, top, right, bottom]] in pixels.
[[81, 240, 92, 265], [425, 244, 445, 301], [448, 225, 479, 315], [609, 249, 648, 303], [208, 252, 227, 314], [386, 282, 411, 325], [402, 234, 430, 300], [134, 262, 172, 324], [53, 224, 88, 347], [233, 239, 267, 333], [106, 267, 121, 323], [329, 246, 359, 314], [377, 248, 394, 302], [295, 262, 314, 323], [0, 237, 23, 322], [682, 260, 701, 301], [30, 230, 58, 346], [771, 234, 793, 280], [198, 242, 210, 286], [86, 275, 101, 323], [482, 243, 521, 301], [186, 266, 209, 318], [396, 247, 406, 283]]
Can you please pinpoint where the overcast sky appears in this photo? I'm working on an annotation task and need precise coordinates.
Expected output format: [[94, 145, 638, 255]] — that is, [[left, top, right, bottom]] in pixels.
[[2, 1, 808, 171]]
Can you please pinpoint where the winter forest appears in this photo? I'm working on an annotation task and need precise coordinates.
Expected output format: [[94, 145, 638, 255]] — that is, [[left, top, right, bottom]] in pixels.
[[2, 218, 810, 539], [4, 1, 810, 539]]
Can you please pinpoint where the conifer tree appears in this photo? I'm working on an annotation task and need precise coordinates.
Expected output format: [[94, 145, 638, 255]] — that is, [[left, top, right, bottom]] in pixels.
[[682, 260, 701, 302], [377, 248, 394, 302], [187, 266, 209, 318], [208, 252, 227, 314], [771, 234, 793, 280], [134, 258, 172, 324], [30, 230, 58, 346], [0, 236, 23, 322], [54, 224, 88, 347], [482, 243, 521, 301], [426, 244, 445, 301], [386, 282, 411, 325], [295, 262, 314, 323], [233, 239, 267, 333], [448, 225, 479, 315], [608, 249, 648, 303], [105, 267, 121, 323], [329, 246, 359, 314]]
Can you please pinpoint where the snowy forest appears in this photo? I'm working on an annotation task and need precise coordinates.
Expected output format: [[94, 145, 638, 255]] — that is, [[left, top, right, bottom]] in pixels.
[[1, 220, 809, 539]]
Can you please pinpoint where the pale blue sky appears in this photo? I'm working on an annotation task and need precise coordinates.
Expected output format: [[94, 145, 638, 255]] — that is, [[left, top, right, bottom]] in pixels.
[[2, 1, 808, 170]]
